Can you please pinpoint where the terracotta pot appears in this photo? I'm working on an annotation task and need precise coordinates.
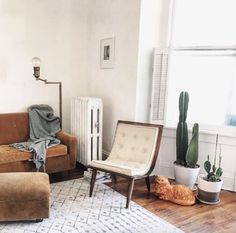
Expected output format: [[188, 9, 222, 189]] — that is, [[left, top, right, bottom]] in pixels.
[[197, 174, 223, 204], [174, 163, 200, 189]]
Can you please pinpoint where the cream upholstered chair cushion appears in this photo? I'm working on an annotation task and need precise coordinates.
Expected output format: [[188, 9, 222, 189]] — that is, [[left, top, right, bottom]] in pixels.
[[89, 123, 159, 176], [88, 121, 163, 208]]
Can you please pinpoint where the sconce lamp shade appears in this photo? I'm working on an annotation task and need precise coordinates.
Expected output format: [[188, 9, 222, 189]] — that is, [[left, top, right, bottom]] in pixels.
[[32, 57, 41, 78], [32, 57, 41, 67]]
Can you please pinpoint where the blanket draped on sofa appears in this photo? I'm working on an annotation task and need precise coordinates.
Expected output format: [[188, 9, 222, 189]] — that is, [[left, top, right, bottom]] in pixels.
[[10, 105, 61, 170]]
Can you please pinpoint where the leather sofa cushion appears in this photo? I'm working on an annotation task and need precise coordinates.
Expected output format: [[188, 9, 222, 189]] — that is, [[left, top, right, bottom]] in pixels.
[[0, 172, 50, 221], [0, 144, 67, 165], [0, 113, 29, 145]]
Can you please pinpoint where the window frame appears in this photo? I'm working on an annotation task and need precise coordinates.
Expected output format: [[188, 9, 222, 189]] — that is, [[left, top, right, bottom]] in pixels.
[[163, 46, 236, 137], [150, 0, 236, 136]]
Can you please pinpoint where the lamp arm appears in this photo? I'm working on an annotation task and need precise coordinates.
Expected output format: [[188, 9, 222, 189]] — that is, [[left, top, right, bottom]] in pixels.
[[35, 77, 62, 128]]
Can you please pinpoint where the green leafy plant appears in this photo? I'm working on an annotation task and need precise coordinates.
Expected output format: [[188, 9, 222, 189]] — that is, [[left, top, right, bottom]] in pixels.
[[176, 91, 199, 168], [204, 134, 223, 182]]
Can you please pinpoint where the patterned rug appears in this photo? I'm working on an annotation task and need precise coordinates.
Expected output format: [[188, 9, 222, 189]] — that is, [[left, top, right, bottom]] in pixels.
[[0, 178, 183, 233]]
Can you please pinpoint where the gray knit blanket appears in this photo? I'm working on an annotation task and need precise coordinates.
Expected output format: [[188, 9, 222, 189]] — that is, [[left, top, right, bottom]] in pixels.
[[10, 105, 61, 170]]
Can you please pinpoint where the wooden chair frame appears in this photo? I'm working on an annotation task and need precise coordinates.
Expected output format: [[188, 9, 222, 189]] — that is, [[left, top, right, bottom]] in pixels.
[[88, 121, 163, 208]]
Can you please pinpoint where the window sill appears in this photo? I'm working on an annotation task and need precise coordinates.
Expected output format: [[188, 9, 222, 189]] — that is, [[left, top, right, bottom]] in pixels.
[[163, 120, 236, 137], [161, 124, 236, 147]]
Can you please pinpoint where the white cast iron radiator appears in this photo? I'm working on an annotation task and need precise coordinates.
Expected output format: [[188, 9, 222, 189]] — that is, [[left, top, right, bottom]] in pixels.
[[71, 97, 103, 166]]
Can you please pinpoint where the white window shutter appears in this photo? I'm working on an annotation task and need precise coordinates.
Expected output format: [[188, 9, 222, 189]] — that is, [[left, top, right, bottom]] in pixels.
[[150, 48, 169, 124]]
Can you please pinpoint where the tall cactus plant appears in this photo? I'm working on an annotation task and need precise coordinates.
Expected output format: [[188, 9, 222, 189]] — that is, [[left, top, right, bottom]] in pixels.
[[176, 91, 189, 166], [176, 91, 199, 168]]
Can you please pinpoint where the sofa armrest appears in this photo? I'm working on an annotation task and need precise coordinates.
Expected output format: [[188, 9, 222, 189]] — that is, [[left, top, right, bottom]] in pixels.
[[56, 130, 77, 169]]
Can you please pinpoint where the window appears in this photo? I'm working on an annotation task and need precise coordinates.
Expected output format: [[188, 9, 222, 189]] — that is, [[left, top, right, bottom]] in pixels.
[[164, 0, 236, 134]]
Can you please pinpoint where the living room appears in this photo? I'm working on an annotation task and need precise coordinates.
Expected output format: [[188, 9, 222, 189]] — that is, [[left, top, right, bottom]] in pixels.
[[0, 0, 235, 232]]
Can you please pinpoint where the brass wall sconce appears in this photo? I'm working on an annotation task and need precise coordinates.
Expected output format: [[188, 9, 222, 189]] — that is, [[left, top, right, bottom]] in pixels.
[[32, 57, 62, 127]]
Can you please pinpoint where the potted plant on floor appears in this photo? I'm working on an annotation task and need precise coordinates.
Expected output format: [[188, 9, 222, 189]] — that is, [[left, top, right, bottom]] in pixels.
[[174, 91, 200, 189], [197, 135, 223, 204]]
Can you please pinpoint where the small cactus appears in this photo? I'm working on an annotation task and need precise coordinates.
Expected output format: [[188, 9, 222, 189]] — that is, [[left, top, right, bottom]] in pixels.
[[204, 135, 223, 182], [186, 123, 199, 168], [204, 155, 211, 173]]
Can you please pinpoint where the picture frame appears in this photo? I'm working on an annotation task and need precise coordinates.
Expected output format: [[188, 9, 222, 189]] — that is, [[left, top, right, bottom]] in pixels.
[[100, 37, 115, 69]]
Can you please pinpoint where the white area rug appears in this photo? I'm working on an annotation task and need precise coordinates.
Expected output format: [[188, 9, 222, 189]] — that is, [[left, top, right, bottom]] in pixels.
[[0, 178, 183, 233]]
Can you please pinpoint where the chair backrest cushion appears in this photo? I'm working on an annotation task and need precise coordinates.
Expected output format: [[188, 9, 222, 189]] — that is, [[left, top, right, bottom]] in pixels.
[[108, 122, 159, 169]]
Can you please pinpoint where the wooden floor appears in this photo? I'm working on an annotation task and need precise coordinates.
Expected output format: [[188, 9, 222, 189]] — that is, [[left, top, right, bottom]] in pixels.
[[107, 177, 236, 233], [50, 168, 236, 233]]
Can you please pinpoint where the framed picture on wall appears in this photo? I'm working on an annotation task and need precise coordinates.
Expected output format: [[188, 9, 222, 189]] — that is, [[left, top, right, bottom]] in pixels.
[[100, 37, 115, 69]]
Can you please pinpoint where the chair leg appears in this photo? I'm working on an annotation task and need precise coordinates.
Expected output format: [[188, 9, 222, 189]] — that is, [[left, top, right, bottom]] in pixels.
[[89, 169, 97, 197], [111, 174, 117, 183], [126, 178, 135, 208], [67, 170, 71, 178], [35, 218, 43, 222], [145, 176, 150, 192]]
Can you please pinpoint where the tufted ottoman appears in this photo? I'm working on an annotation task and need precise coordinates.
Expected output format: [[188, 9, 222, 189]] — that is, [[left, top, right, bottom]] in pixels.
[[0, 172, 50, 221]]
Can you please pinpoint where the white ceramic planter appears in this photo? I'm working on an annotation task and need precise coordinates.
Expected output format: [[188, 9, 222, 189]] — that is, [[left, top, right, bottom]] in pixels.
[[197, 175, 223, 204], [198, 175, 223, 192], [174, 163, 200, 189]]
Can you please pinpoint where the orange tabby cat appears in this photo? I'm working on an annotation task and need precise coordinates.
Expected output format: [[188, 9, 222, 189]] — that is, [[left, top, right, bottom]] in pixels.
[[155, 176, 196, 206]]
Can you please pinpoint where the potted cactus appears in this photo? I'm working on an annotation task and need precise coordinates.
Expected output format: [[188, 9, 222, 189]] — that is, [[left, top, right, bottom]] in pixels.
[[197, 135, 223, 204], [174, 91, 200, 189]]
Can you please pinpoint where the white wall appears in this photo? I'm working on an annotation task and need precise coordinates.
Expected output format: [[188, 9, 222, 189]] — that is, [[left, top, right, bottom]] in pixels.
[[135, 0, 173, 122], [0, 0, 89, 131], [86, 0, 141, 151], [0, 0, 142, 153], [135, 0, 160, 122]]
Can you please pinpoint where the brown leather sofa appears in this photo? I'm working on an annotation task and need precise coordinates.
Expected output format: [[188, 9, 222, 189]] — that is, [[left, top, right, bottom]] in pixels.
[[0, 112, 77, 173]]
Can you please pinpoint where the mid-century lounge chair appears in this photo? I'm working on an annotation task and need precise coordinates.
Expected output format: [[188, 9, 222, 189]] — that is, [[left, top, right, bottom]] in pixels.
[[88, 120, 163, 208]]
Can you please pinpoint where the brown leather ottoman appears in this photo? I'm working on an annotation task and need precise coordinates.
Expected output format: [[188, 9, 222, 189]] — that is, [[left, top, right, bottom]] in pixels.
[[0, 172, 50, 221]]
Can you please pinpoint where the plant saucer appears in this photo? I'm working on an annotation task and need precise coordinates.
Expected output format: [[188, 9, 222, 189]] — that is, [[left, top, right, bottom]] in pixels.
[[196, 195, 220, 205]]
